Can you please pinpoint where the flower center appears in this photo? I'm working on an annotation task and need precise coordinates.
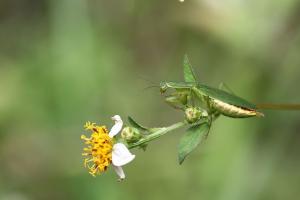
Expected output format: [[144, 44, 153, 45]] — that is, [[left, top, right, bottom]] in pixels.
[[81, 122, 113, 176]]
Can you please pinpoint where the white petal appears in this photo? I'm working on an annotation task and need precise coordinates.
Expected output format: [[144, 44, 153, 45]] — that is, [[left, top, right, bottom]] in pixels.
[[112, 143, 135, 166], [111, 115, 122, 122], [109, 122, 123, 138], [113, 165, 125, 180]]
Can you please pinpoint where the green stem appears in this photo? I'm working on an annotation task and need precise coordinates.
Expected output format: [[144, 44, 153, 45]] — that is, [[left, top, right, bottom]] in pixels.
[[128, 121, 188, 149]]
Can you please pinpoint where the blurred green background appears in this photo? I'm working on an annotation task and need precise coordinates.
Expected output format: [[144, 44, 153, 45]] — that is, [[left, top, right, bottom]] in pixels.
[[1, 0, 300, 199]]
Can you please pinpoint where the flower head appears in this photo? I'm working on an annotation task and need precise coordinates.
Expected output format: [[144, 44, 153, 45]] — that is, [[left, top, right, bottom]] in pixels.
[[121, 127, 141, 142], [81, 115, 135, 180], [185, 107, 201, 123]]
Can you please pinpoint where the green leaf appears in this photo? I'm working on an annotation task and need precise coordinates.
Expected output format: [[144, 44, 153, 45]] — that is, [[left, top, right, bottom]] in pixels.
[[128, 116, 149, 131], [183, 54, 197, 83], [178, 122, 210, 164]]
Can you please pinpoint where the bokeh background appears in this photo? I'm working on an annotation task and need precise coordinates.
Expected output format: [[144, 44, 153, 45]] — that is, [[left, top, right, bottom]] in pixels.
[[1, 0, 300, 199]]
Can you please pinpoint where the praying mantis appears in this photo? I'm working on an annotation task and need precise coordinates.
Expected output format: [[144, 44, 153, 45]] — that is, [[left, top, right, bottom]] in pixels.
[[160, 55, 300, 121], [158, 55, 300, 163]]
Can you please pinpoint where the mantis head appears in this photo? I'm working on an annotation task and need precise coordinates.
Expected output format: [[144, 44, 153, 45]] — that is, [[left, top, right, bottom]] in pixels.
[[160, 81, 169, 94]]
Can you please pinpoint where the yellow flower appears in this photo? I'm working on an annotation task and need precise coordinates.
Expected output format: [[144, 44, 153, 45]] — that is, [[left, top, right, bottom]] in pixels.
[[81, 115, 135, 180]]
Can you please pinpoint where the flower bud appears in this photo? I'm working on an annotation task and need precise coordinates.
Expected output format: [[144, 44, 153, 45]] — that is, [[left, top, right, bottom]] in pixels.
[[121, 127, 141, 143], [185, 107, 202, 123]]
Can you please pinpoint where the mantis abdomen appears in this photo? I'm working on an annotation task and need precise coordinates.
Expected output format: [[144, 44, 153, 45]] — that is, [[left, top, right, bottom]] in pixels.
[[192, 85, 264, 118], [211, 99, 263, 118]]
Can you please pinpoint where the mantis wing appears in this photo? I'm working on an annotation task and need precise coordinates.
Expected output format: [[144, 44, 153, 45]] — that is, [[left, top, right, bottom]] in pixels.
[[197, 84, 257, 110]]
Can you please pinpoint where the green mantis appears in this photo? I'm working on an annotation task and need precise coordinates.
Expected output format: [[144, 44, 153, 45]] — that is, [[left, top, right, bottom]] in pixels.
[[160, 55, 264, 120], [154, 55, 271, 163]]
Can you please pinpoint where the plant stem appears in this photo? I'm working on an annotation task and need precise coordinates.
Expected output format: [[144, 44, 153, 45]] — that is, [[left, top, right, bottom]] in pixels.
[[128, 121, 188, 149]]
